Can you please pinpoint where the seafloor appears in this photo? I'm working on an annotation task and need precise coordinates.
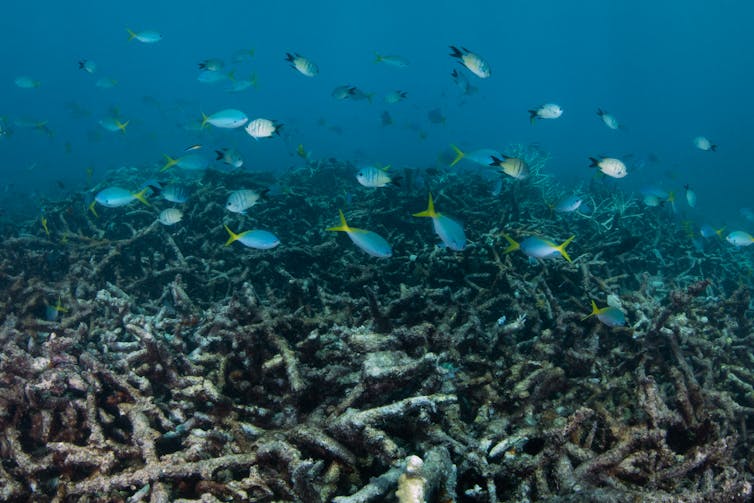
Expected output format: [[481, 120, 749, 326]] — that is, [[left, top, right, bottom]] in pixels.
[[1, 150, 753, 502]]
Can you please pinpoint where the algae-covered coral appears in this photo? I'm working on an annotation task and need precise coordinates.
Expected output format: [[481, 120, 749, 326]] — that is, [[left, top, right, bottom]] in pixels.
[[1, 157, 753, 502]]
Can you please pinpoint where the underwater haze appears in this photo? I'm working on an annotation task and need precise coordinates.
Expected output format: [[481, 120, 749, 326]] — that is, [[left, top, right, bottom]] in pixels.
[[3, 1, 754, 502]]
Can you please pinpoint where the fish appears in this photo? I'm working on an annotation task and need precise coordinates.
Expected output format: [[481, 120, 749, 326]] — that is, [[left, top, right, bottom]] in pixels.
[[449, 46, 491, 78], [159, 184, 191, 204], [126, 28, 162, 43], [93, 187, 150, 209], [693, 136, 717, 152], [374, 53, 409, 67], [348, 87, 373, 102], [427, 108, 446, 124], [98, 117, 129, 133], [740, 208, 754, 222], [184, 144, 202, 152], [224, 225, 280, 249], [589, 157, 627, 178], [596, 109, 621, 130], [502, 234, 574, 262], [14, 76, 40, 88], [326, 210, 392, 258], [385, 90, 408, 104], [225, 74, 257, 92], [726, 231, 754, 247], [198, 58, 224, 71], [201, 109, 248, 129], [699, 225, 724, 239], [78, 59, 97, 74], [356, 165, 399, 188], [529, 103, 563, 123], [449, 145, 502, 167], [684, 184, 697, 208], [332, 85, 356, 100], [197, 70, 231, 84], [450, 69, 477, 96], [95, 77, 118, 88], [489, 155, 529, 180], [582, 300, 626, 327], [45, 296, 67, 321], [158, 208, 183, 226], [296, 144, 311, 160], [285, 52, 319, 77], [413, 193, 466, 251], [553, 195, 583, 213], [161, 153, 210, 172], [216, 148, 244, 168], [226, 189, 266, 214], [245, 118, 282, 139]]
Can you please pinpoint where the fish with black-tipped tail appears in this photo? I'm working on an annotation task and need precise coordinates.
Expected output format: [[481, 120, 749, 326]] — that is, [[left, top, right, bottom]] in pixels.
[[449, 46, 491, 78]]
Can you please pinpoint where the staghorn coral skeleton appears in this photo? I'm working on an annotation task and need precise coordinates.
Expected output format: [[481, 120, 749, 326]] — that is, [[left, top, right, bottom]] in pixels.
[[0, 158, 752, 501]]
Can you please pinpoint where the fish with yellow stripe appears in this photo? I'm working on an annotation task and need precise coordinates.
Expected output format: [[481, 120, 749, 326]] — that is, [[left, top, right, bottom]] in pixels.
[[327, 210, 392, 258], [502, 233, 574, 262]]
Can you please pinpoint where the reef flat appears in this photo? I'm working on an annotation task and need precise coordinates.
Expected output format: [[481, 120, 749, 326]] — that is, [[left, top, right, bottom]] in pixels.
[[1, 156, 753, 502]]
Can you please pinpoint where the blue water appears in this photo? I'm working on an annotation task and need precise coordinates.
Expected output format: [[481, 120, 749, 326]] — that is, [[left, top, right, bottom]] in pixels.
[[1, 1, 753, 227]]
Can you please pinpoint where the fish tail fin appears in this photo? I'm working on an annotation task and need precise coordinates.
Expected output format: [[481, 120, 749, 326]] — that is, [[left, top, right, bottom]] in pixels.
[[716, 226, 726, 238], [250, 73, 258, 88], [224, 225, 239, 246], [161, 154, 178, 172], [489, 155, 503, 167], [413, 193, 437, 218], [556, 235, 575, 263], [501, 233, 520, 254], [449, 144, 465, 167], [588, 157, 600, 168], [201, 112, 209, 129], [710, 144, 718, 152], [116, 119, 129, 134], [215, 150, 224, 160], [374, 52, 381, 63], [582, 300, 599, 321], [528, 110, 538, 124], [88, 200, 98, 218], [448, 46, 463, 59], [126, 28, 137, 41], [132, 187, 151, 207], [285, 52, 295, 63], [326, 209, 350, 232]]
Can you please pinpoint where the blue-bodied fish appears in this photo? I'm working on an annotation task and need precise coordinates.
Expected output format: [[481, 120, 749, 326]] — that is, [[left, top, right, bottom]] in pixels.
[[225, 74, 257, 93], [726, 231, 754, 247], [699, 225, 724, 239], [201, 109, 248, 129], [224, 225, 280, 249], [14, 76, 40, 89], [95, 77, 118, 89], [489, 155, 529, 180], [285, 52, 318, 77], [596, 109, 621, 130], [216, 148, 244, 168], [126, 28, 162, 43], [529, 103, 563, 123], [161, 153, 210, 172], [245, 118, 282, 139], [449, 144, 502, 167], [374, 53, 409, 67], [198, 58, 224, 71], [160, 184, 191, 203], [99, 116, 129, 133], [158, 208, 183, 226], [582, 300, 626, 327], [78, 59, 97, 74], [356, 165, 399, 188], [226, 189, 266, 214], [413, 193, 466, 251], [553, 195, 583, 213], [92, 187, 150, 211], [503, 233, 574, 262], [449, 46, 491, 78], [326, 210, 392, 258], [332, 85, 356, 100]]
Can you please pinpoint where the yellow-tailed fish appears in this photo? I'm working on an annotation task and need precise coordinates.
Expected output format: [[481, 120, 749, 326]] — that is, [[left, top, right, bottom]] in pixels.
[[201, 109, 248, 129], [98, 117, 129, 134], [327, 210, 392, 258], [93, 186, 150, 208], [726, 231, 754, 247], [126, 28, 162, 43], [374, 53, 409, 67], [224, 225, 280, 250], [413, 193, 466, 251], [582, 300, 626, 327], [503, 233, 574, 262], [449, 144, 501, 167]]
